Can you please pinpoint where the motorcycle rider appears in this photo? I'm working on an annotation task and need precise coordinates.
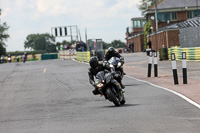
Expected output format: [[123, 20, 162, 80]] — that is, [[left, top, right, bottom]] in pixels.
[[88, 56, 123, 95], [104, 47, 126, 88], [7, 54, 11, 63], [22, 52, 27, 63]]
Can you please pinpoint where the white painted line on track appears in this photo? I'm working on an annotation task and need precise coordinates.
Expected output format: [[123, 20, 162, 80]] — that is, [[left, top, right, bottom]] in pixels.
[[72, 59, 200, 109], [125, 75, 200, 109], [43, 68, 46, 73]]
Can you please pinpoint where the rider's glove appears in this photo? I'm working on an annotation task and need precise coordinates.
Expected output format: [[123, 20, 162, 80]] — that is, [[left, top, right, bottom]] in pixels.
[[120, 57, 125, 64]]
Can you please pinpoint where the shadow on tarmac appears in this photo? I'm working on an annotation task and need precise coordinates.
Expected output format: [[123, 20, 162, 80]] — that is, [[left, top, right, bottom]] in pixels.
[[102, 104, 140, 108], [124, 84, 142, 87]]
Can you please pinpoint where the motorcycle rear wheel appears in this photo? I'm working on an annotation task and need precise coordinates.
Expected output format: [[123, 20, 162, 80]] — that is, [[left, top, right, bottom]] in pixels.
[[106, 88, 120, 106]]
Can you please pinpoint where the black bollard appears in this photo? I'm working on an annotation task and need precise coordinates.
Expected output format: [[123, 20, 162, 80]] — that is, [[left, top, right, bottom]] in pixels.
[[182, 52, 187, 84], [154, 52, 158, 77], [147, 52, 153, 77], [171, 53, 179, 85]]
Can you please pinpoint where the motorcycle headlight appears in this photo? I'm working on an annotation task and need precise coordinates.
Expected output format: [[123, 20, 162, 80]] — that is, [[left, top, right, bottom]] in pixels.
[[117, 62, 122, 68], [109, 64, 114, 68], [97, 83, 104, 88]]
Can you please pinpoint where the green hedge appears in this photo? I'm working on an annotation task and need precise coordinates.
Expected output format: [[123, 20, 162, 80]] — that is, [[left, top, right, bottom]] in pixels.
[[7, 50, 49, 56]]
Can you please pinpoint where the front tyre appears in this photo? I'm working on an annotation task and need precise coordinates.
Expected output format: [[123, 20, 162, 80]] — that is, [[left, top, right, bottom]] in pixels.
[[105, 88, 120, 106], [120, 94, 126, 105]]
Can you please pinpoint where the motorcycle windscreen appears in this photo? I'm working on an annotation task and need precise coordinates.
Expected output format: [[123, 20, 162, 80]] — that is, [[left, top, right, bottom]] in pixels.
[[108, 57, 120, 66], [96, 71, 105, 82]]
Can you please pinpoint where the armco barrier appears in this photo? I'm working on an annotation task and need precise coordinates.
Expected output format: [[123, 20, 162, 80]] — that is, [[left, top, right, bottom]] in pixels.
[[168, 46, 200, 61], [76, 52, 90, 62], [41, 54, 58, 60]]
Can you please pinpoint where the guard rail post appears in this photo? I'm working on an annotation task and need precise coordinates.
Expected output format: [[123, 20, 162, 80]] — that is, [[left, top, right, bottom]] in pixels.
[[154, 51, 158, 77], [171, 53, 179, 85], [182, 52, 187, 84], [147, 51, 153, 77]]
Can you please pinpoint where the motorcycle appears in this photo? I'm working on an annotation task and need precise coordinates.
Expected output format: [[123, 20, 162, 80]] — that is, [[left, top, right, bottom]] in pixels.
[[108, 57, 124, 82], [23, 56, 26, 63], [95, 70, 126, 106], [8, 57, 11, 63], [0, 56, 5, 63]]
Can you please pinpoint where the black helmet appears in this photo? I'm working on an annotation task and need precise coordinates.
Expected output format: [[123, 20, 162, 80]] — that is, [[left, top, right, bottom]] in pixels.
[[89, 56, 99, 68], [107, 47, 115, 54]]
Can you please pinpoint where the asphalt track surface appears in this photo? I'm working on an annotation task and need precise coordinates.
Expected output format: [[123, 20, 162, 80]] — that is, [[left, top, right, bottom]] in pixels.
[[0, 58, 200, 133]]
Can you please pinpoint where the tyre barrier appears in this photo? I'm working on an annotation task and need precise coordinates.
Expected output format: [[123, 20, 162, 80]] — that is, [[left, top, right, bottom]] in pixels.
[[76, 52, 90, 62], [168, 46, 200, 61]]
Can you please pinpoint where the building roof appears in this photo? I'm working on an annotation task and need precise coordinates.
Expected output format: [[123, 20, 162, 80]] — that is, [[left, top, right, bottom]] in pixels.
[[155, 17, 200, 32], [150, 0, 200, 10], [177, 17, 200, 28], [158, 23, 179, 31], [131, 17, 146, 21]]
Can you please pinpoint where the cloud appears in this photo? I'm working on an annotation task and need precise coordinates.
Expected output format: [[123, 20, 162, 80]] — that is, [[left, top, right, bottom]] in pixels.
[[35, 0, 140, 18], [1, 0, 142, 51], [1, 8, 10, 18]]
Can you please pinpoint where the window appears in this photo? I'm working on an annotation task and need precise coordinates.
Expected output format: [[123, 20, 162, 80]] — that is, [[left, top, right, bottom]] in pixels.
[[133, 20, 141, 28], [187, 11, 193, 19], [158, 12, 170, 22], [194, 10, 200, 17], [142, 20, 147, 27], [171, 12, 177, 21], [138, 20, 141, 27]]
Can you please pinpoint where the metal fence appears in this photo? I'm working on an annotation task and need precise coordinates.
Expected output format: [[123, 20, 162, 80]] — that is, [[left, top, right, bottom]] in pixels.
[[179, 26, 200, 47]]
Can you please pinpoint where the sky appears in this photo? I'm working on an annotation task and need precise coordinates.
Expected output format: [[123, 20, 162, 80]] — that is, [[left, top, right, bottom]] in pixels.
[[0, 0, 142, 52]]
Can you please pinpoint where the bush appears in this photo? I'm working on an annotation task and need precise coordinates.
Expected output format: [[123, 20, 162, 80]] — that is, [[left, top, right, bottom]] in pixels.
[[7, 50, 49, 56]]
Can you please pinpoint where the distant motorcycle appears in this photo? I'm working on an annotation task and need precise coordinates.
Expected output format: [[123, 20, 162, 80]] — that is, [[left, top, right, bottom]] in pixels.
[[0, 56, 5, 63], [8, 57, 11, 63], [22, 55, 26, 63], [95, 70, 126, 106]]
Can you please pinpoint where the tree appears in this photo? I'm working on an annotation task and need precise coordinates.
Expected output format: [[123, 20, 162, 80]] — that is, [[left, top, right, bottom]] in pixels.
[[0, 9, 10, 57], [144, 22, 151, 49], [110, 40, 126, 48], [102, 41, 111, 49], [24, 33, 57, 52], [137, 0, 155, 15]]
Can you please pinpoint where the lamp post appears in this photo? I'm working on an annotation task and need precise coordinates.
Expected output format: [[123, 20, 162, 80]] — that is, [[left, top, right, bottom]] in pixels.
[[154, 0, 158, 31]]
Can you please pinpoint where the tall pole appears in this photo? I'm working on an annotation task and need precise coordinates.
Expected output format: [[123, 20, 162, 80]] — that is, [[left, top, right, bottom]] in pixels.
[[197, 0, 199, 17], [154, 0, 158, 51], [85, 28, 87, 43], [0, 9, 1, 24], [70, 26, 73, 43], [154, 0, 158, 31], [79, 29, 82, 41]]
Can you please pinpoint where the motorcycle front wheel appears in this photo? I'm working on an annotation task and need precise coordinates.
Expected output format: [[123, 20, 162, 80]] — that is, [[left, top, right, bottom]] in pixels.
[[105, 88, 120, 106], [120, 94, 126, 105]]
